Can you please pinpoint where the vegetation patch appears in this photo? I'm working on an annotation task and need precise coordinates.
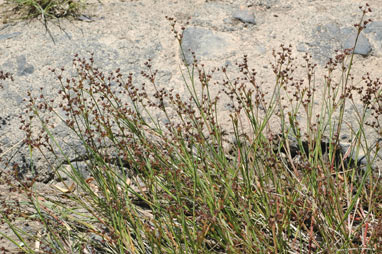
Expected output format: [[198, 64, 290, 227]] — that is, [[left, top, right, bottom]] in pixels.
[[1, 3, 382, 254], [2, 0, 85, 23]]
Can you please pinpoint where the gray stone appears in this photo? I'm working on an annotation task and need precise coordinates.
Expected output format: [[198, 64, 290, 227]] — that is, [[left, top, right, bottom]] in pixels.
[[324, 22, 341, 36], [364, 21, 382, 35], [307, 23, 374, 63], [0, 32, 21, 40], [58, 161, 92, 181], [180, 27, 229, 65], [340, 27, 355, 38], [364, 21, 382, 45], [309, 23, 343, 63], [376, 32, 382, 42], [16, 55, 34, 76], [296, 42, 308, 52], [232, 9, 256, 24], [343, 32, 372, 56]]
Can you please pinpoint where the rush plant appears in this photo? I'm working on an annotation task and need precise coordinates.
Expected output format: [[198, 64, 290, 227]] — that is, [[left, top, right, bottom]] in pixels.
[[1, 3, 382, 253]]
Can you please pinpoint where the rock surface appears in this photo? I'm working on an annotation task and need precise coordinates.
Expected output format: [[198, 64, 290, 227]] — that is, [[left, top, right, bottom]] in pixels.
[[181, 26, 237, 65], [232, 9, 256, 24]]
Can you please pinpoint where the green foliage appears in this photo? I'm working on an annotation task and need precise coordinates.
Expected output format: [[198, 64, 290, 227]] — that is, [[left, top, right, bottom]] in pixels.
[[8, 0, 85, 20]]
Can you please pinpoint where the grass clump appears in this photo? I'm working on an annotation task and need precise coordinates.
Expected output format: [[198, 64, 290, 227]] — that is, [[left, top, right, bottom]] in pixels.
[[7, 0, 85, 20], [1, 3, 382, 254], [1, 0, 86, 42]]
